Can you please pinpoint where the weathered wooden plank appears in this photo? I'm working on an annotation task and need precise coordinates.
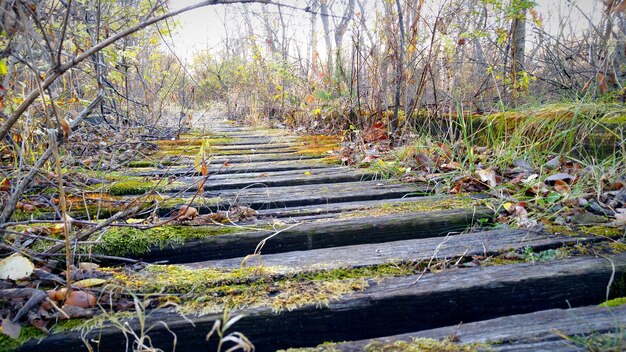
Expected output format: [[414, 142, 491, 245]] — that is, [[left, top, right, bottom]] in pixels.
[[330, 304, 626, 352], [177, 166, 348, 183], [134, 208, 492, 263], [209, 153, 319, 163], [19, 253, 626, 351], [188, 227, 599, 272], [134, 159, 331, 177], [255, 194, 488, 218], [172, 170, 376, 191], [163, 181, 428, 213]]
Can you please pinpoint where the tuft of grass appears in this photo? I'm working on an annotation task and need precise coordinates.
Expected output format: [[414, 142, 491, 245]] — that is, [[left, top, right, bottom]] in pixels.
[[559, 328, 626, 352]]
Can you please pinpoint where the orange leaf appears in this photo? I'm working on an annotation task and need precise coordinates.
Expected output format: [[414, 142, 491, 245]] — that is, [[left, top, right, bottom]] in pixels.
[[598, 72, 609, 94], [201, 162, 208, 177], [554, 179, 571, 195], [60, 118, 71, 140]]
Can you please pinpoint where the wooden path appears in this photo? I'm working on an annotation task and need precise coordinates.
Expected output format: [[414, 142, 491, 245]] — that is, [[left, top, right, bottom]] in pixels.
[[18, 124, 626, 351]]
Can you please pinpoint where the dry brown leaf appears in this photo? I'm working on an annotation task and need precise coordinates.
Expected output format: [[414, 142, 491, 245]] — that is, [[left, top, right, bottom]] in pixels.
[[178, 205, 199, 220], [554, 179, 571, 195], [60, 118, 71, 140]]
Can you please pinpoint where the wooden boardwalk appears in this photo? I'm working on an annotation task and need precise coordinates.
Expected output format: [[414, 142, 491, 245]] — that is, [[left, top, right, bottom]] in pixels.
[[19, 124, 626, 351]]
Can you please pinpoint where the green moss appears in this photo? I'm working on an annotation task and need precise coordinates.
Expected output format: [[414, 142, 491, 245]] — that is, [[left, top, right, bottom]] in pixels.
[[580, 225, 624, 238], [320, 156, 342, 165], [109, 261, 423, 316], [278, 342, 340, 352], [0, 326, 46, 352], [365, 337, 483, 352], [544, 224, 578, 237], [600, 297, 626, 307], [126, 160, 179, 168], [94, 225, 240, 256], [107, 178, 158, 196], [338, 197, 481, 219]]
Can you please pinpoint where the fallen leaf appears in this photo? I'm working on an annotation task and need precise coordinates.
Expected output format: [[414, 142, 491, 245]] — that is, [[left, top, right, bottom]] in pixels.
[[60, 117, 71, 140], [544, 172, 574, 185], [78, 262, 100, 271], [304, 171, 311, 175], [0, 255, 34, 280], [502, 202, 516, 213], [178, 205, 199, 220], [476, 169, 497, 187], [554, 179, 571, 195], [441, 161, 460, 171], [363, 121, 388, 142], [1, 319, 21, 339], [73, 278, 107, 289], [509, 173, 525, 185]]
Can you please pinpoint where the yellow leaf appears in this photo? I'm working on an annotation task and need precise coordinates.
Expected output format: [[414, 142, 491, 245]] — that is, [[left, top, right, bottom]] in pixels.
[[304, 171, 311, 175], [73, 278, 107, 288], [502, 202, 515, 213]]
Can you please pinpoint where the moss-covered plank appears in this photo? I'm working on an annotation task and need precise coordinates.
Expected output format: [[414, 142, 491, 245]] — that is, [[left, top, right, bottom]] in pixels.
[[327, 304, 626, 352], [256, 194, 488, 218], [18, 253, 626, 351], [188, 227, 599, 272], [123, 208, 492, 263]]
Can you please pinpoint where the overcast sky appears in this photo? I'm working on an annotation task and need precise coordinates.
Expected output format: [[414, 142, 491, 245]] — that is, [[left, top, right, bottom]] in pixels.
[[165, 0, 602, 62]]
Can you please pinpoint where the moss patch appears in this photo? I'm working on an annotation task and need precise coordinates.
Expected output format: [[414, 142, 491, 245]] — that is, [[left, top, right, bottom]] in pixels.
[[544, 224, 578, 237], [110, 262, 420, 316], [126, 160, 179, 168], [365, 338, 483, 352], [580, 225, 624, 238], [600, 297, 626, 307], [0, 326, 47, 352], [338, 197, 482, 219], [94, 225, 240, 256], [107, 178, 158, 196]]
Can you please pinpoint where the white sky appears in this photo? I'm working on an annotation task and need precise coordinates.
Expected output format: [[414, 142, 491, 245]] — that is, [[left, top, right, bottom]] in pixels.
[[165, 0, 602, 62]]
